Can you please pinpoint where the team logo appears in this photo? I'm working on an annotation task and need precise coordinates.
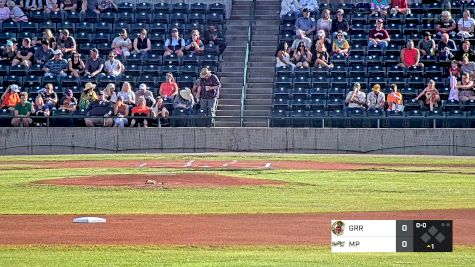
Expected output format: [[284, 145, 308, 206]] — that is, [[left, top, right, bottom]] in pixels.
[[332, 221, 345, 236]]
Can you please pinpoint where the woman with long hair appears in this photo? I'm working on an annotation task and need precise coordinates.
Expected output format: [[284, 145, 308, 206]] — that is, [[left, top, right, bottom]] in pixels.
[[159, 73, 179, 100], [415, 79, 441, 111], [113, 96, 129, 128], [293, 41, 312, 68], [275, 42, 295, 69], [69, 52, 85, 77]]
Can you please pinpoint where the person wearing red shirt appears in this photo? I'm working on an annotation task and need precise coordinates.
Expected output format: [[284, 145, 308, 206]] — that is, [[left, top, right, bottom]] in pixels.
[[390, 0, 410, 15], [397, 40, 424, 68], [368, 19, 390, 50], [159, 72, 179, 101]]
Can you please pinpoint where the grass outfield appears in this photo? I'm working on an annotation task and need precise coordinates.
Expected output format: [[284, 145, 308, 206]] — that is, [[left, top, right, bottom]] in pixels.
[[0, 246, 473, 267], [0, 154, 474, 266]]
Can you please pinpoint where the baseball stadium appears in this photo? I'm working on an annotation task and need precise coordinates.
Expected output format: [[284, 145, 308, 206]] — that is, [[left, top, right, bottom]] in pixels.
[[1, 0, 475, 266]]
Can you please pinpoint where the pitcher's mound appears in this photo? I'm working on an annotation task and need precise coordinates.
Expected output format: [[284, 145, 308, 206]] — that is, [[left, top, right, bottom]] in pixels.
[[35, 173, 285, 188]]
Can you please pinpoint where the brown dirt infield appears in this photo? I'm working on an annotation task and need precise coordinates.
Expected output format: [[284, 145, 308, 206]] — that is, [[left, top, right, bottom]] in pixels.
[[0, 209, 473, 246], [35, 173, 285, 188]]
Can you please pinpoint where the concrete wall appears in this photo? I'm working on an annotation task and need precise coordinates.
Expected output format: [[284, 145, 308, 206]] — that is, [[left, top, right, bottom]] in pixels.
[[1, 128, 475, 155]]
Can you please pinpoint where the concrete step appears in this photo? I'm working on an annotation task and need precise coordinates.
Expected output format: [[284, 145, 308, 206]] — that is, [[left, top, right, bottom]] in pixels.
[[246, 88, 273, 94], [247, 83, 273, 89], [218, 103, 241, 110], [221, 76, 244, 83], [245, 105, 272, 111], [222, 55, 246, 62], [220, 67, 244, 73], [253, 25, 279, 31], [250, 14, 279, 20], [231, 15, 252, 20], [216, 110, 241, 116], [219, 72, 244, 77], [225, 46, 246, 53], [223, 51, 248, 57], [255, 20, 281, 26], [255, 10, 280, 16], [220, 88, 242, 95], [226, 27, 250, 33], [243, 110, 271, 116], [243, 121, 270, 127], [225, 36, 249, 42], [251, 46, 278, 54], [246, 99, 272, 105], [246, 93, 272, 99], [227, 20, 250, 26], [248, 77, 274, 83], [220, 61, 245, 68], [247, 56, 275, 62], [220, 99, 242, 105], [215, 120, 242, 127], [249, 62, 275, 67], [248, 68, 275, 75], [251, 40, 278, 46], [252, 34, 280, 40]]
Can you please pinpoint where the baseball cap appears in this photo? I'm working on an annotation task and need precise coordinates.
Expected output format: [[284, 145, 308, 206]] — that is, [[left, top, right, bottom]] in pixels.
[[171, 28, 178, 33], [302, 8, 310, 13], [139, 83, 147, 90], [66, 89, 73, 96], [424, 31, 431, 37], [317, 30, 325, 37], [376, 19, 384, 23], [6, 40, 13, 47], [53, 49, 62, 55], [10, 84, 19, 92], [90, 48, 99, 53]]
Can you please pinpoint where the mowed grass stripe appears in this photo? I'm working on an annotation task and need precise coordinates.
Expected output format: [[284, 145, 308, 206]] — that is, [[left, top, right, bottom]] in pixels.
[[0, 168, 473, 214], [0, 246, 473, 267]]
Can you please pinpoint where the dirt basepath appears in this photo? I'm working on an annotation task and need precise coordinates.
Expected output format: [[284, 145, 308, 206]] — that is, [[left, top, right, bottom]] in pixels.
[[0, 209, 473, 246]]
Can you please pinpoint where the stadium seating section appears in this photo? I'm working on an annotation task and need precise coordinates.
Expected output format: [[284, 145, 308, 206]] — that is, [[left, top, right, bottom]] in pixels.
[[273, 2, 475, 128]]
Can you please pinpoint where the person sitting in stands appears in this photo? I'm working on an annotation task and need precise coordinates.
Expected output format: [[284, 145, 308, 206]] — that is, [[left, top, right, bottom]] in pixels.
[[276, 42, 296, 69], [33, 95, 50, 127], [291, 29, 312, 52], [60, 0, 78, 12], [84, 91, 113, 127], [43, 49, 68, 77], [366, 84, 386, 110], [390, 0, 410, 15], [415, 79, 440, 111], [153, 96, 169, 119], [345, 83, 366, 109], [280, 0, 301, 18], [44, 0, 60, 13], [436, 11, 456, 37], [370, 0, 390, 16], [332, 31, 349, 57], [59, 89, 78, 112], [331, 9, 349, 37], [130, 96, 151, 127], [397, 40, 424, 68], [102, 83, 117, 103], [68, 52, 85, 77], [316, 9, 332, 36], [164, 28, 185, 57], [0, 84, 20, 110], [12, 38, 34, 67], [133, 29, 152, 61], [457, 9, 475, 39], [437, 33, 456, 61], [23, 0, 43, 12], [84, 48, 105, 78], [387, 84, 403, 111], [295, 8, 316, 35], [79, 82, 98, 110], [368, 19, 390, 50], [58, 29, 76, 56], [113, 96, 128, 128], [0, 0, 9, 23], [185, 29, 204, 55], [174, 88, 195, 115], [97, 0, 117, 13], [456, 72, 475, 102], [135, 83, 155, 107], [11, 92, 33, 127], [159, 72, 179, 101], [38, 83, 58, 109], [7, 0, 28, 22], [418, 32, 436, 57], [293, 41, 312, 68], [34, 40, 53, 65], [112, 29, 132, 59], [104, 51, 124, 78], [455, 40, 475, 63], [117, 81, 135, 107], [314, 40, 332, 68]]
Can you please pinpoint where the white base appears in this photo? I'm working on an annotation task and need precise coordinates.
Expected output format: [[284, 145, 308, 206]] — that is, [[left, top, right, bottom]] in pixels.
[[73, 217, 107, 223]]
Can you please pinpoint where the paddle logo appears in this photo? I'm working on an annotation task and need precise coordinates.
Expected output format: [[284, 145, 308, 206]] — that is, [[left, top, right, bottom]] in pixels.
[[332, 220, 345, 236]]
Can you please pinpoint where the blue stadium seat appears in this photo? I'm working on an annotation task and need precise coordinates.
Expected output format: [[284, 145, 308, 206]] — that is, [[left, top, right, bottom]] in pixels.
[[99, 12, 116, 23], [136, 2, 153, 13]]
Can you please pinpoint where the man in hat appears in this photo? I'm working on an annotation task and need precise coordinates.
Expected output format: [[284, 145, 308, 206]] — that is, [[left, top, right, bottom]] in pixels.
[[12, 37, 34, 67], [135, 83, 156, 107], [85, 48, 105, 78], [59, 89, 78, 111], [197, 68, 221, 126], [291, 29, 312, 51], [366, 84, 386, 110], [295, 8, 316, 35], [174, 87, 195, 114], [418, 32, 436, 57], [0, 40, 17, 65], [164, 28, 185, 57], [43, 49, 68, 77], [11, 92, 34, 127], [84, 91, 113, 127], [0, 84, 20, 110], [34, 40, 54, 65], [368, 19, 390, 49], [58, 29, 76, 55], [79, 82, 98, 110]]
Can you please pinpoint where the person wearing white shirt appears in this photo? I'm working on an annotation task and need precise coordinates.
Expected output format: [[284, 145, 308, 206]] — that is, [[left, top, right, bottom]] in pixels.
[[104, 52, 124, 77], [458, 10, 475, 38], [280, 0, 302, 17]]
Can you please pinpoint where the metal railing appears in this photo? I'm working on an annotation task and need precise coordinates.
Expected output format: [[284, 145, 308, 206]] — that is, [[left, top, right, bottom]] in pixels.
[[239, 0, 257, 127]]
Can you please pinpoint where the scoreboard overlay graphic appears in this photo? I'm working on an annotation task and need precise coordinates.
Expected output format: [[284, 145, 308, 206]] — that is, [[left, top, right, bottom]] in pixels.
[[331, 220, 453, 252]]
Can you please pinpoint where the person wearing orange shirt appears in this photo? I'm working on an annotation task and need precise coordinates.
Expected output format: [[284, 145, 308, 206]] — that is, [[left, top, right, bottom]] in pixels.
[[387, 84, 403, 111], [0, 84, 20, 110], [159, 72, 179, 101], [130, 96, 151, 127]]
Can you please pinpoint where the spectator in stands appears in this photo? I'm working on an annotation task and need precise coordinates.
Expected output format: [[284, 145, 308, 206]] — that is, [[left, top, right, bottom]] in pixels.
[[130, 96, 151, 127], [7, 0, 28, 22], [437, 33, 456, 61], [0, 0, 10, 23], [135, 83, 155, 107], [33, 95, 50, 126], [159, 72, 179, 101], [460, 55, 475, 79], [153, 96, 169, 120], [366, 84, 386, 110], [41, 29, 57, 50], [164, 28, 185, 57], [368, 19, 390, 50], [415, 79, 440, 111], [43, 49, 68, 77], [58, 29, 76, 56], [23, 0, 43, 11], [295, 8, 316, 35], [104, 51, 124, 77], [81, 0, 100, 15], [68, 52, 85, 77], [192, 78, 201, 99], [59, 89, 77, 111], [315, 30, 331, 53], [39, 83, 58, 109], [44, 0, 59, 13], [331, 9, 349, 37], [85, 48, 105, 78], [314, 40, 332, 68], [12, 38, 34, 67], [174, 87, 195, 115], [11, 92, 33, 127], [291, 29, 312, 51], [60, 0, 78, 12], [449, 60, 461, 78], [387, 84, 403, 111], [197, 67, 221, 125], [0, 40, 16, 65], [117, 82, 135, 107], [280, 0, 301, 18], [0, 84, 20, 110], [458, 10, 475, 38], [370, 0, 389, 16], [456, 72, 475, 101], [397, 40, 424, 68], [316, 9, 332, 36], [300, 0, 317, 13], [112, 29, 132, 59], [418, 32, 435, 57], [390, 0, 410, 15], [185, 29, 204, 55], [436, 11, 457, 37], [84, 91, 113, 127], [97, 0, 117, 13], [79, 82, 98, 110], [205, 24, 226, 56], [102, 83, 117, 103], [346, 83, 366, 109], [293, 41, 312, 68], [276, 42, 296, 69], [133, 29, 151, 61], [34, 41, 53, 65], [332, 31, 349, 57], [113, 96, 128, 127], [455, 40, 475, 63]]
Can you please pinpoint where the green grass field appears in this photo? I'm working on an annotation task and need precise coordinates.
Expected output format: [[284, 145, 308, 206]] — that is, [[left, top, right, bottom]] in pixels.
[[0, 154, 474, 266]]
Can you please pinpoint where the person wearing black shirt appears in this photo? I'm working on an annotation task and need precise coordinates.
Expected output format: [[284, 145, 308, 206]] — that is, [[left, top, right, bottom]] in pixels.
[[84, 91, 113, 127], [331, 9, 349, 37], [455, 40, 475, 63], [12, 38, 35, 67]]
